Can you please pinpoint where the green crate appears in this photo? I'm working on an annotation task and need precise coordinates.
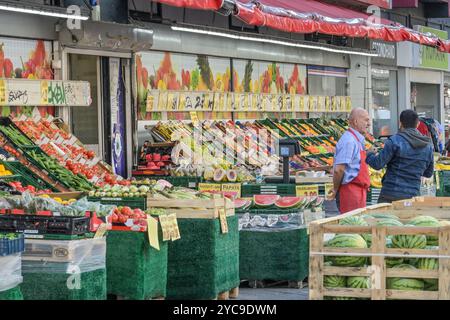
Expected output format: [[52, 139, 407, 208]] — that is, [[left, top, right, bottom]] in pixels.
[[23, 233, 95, 241], [88, 197, 146, 210], [167, 215, 239, 299], [106, 231, 168, 300], [239, 228, 309, 282], [0, 161, 56, 191], [236, 208, 301, 215], [436, 171, 450, 197], [0, 286, 23, 300], [241, 184, 296, 197]]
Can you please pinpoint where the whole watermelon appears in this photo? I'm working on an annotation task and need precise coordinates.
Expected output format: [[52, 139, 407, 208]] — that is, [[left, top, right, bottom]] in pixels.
[[364, 213, 400, 220], [324, 275, 346, 288], [385, 242, 404, 267], [339, 216, 371, 247], [326, 234, 368, 267], [408, 216, 440, 246], [386, 264, 425, 291], [347, 276, 370, 289], [417, 257, 439, 291], [391, 225, 427, 249]]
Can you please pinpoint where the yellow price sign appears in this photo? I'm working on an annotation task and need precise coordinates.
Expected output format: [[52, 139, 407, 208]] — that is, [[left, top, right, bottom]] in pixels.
[[325, 183, 334, 197], [157, 91, 168, 111], [0, 80, 6, 104], [146, 216, 160, 250], [40, 80, 49, 105], [198, 183, 222, 193], [296, 185, 319, 197], [219, 208, 228, 234], [221, 183, 241, 198], [94, 223, 108, 239], [346, 96, 352, 112]]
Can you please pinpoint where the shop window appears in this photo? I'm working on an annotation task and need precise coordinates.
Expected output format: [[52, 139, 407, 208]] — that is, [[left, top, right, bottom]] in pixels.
[[371, 68, 397, 138], [307, 66, 348, 96]]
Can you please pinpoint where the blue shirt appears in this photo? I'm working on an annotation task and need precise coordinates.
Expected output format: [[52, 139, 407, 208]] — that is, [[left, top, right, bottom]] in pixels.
[[334, 129, 365, 185]]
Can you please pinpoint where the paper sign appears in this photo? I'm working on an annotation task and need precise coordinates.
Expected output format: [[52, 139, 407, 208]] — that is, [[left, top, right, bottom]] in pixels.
[[203, 92, 214, 110], [94, 223, 108, 239], [178, 92, 186, 111], [331, 96, 338, 112], [40, 80, 49, 105], [0, 80, 5, 104], [221, 183, 242, 198], [157, 91, 168, 111], [159, 214, 171, 241], [198, 183, 222, 193], [146, 216, 160, 250], [296, 185, 319, 196], [325, 96, 331, 112], [325, 183, 334, 197], [190, 111, 199, 124], [168, 213, 181, 241], [167, 92, 179, 111], [219, 208, 228, 234], [435, 172, 440, 190], [346, 96, 352, 112]]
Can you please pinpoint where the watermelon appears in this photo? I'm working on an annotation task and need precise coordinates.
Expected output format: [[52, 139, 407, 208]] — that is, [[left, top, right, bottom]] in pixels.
[[365, 213, 400, 220], [313, 197, 325, 208], [324, 275, 346, 288], [417, 257, 438, 290], [326, 234, 368, 267], [347, 276, 370, 289], [234, 199, 251, 210], [391, 225, 427, 249], [253, 195, 280, 208], [408, 216, 440, 246], [339, 216, 368, 226], [275, 197, 303, 209], [385, 242, 404, 267], [376, 218, 404, 227], [386, 264, 424, 291]]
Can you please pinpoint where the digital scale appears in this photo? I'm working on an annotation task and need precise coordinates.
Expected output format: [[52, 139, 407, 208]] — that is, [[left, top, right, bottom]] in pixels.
[[265, 138, 301, 184]]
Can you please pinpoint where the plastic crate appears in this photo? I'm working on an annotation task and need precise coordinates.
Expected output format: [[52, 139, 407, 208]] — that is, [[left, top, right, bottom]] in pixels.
[[0, 234, 25, 256], [0, 161, 56, 191], [241, 184, 296, 197], [0, 214, 90, 235], [87, 197, 146, 210], [135, 175, 201, 188]]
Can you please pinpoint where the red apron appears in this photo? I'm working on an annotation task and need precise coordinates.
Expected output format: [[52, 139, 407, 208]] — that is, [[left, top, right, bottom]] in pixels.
[[339, 128, 371, 214]]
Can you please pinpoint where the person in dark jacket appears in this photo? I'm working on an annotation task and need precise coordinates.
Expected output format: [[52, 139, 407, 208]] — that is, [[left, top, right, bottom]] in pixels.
[[366, 109, 434, 203]]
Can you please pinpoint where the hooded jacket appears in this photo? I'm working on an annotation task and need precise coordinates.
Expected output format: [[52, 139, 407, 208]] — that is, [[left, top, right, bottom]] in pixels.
[[366, 128, 434, 200]]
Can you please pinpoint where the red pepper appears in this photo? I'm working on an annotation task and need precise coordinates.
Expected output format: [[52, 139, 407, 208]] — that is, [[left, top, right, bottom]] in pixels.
[[3, 58, 13, 78], [33, 40, 46, 67], [0, 43, 4, 78]]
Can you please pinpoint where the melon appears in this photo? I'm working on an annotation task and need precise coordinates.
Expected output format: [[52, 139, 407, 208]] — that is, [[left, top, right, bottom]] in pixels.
[[275, 197, 302, 209], [253, 195, 280, 208], [324, 275, 346, 288], [347, 276, 370, 289], [391, 225, 427, 249], [213, 168, 226, 182], [226, 169, 237, 182], [408, 216, 440, 246], [365, 213, 400, 220], [234, 198, 252, 210], [385, 242, 404, 267], [339, 216, 368, 226], [325, 234, 368, 267], [417, 257, 438, 290], [386, 264, 424, 291]]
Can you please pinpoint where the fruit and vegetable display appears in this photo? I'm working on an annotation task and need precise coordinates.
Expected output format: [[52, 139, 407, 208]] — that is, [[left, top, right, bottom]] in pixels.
[[13, 117, 114, 184], [88, 184, 151, 198], [322, 214, 448, 297], [109, 206, 148, 226], [235, 195, 324, 211]]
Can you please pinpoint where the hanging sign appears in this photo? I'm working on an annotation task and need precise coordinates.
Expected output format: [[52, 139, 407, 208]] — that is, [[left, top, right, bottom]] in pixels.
[[0, 79, 91, 107]]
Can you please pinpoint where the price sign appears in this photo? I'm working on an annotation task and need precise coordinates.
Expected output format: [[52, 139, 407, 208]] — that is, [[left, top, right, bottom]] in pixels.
[[298, 95, 305, 112], [146, 216, 160, 250], [168, 213, 181, 241], [40, 80, 49, 105], [252, 94, 262, 111], [94, 223, 108, 239], [296, 185, 319, 197], [331, 96, 338, 112], [203, 92, 214, 110], [178, 92, 186, 111], [213, 92, 224, 111], [167, 92, 179, 111], [226, 93, 234, 111], [339, 96, 346, 112], [0, 80, 6, 104], [159, 214, 171, 241], [325, 183, 334, 197], [198, 183, 222, 193], [219, 208, 228, 234], [221, 183, 242, 199], [325, 96, 331, 112], [157, 91, 168, 111], [346, 96, 352, 112]]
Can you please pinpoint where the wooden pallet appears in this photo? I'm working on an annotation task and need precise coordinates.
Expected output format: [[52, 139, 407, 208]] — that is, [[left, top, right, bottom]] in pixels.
[[216, 287, 239, 300], [309, 200, 450, 300], [246, 280, 307, 289], [147, 195, 235, 219]]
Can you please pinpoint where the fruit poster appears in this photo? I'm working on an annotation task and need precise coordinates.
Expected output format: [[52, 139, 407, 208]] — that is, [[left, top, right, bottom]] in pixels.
[[0, 37, 54, 118], [136, 51, 231, 120], [232, 60, 307, 95]]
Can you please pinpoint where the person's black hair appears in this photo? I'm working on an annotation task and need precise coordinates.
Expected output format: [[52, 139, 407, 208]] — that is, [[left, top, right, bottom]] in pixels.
[[400, 109, 419, 129]]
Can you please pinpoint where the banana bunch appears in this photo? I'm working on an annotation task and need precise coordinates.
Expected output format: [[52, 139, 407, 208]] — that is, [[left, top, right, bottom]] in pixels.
[[369, 167, 385, 189]]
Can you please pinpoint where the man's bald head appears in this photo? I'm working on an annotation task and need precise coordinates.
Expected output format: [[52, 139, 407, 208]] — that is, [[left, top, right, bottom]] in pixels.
[[349, 108, 370, 135]]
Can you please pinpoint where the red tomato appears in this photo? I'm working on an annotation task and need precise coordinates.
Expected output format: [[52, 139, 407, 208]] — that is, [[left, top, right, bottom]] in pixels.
[[111, 213, 118, 223]]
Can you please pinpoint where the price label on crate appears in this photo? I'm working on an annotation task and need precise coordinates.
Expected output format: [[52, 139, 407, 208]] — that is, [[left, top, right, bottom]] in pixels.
[[325, 183, 334, 198], [94, 223, 108, 239], [219, 208, 228, 234], [168, 213, 181, 241], [159, 214, 171, 241], [198, 183, 222, 193], [296, 185, 319, 197], [146, 216, 160, 251], [435, 171, 440, 191], [221, 183, 241, 199]]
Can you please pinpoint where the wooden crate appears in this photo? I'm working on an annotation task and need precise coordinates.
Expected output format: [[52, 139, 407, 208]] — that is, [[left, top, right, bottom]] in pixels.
[[147, 195, 234, 219], [309, 201, 450, 300]]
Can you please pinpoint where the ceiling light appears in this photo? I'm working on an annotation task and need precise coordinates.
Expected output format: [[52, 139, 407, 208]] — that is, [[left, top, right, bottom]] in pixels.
[[0, 4, 89, 20], [171, 25, 378, 57]]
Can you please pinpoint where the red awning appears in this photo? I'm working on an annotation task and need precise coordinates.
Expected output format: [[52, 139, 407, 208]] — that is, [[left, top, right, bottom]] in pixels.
[[153, 0, 450, 53], [153, 0, 223, 10]]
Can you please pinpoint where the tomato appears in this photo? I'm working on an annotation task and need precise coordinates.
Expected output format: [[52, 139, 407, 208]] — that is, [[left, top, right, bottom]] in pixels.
[[118, 215, 128, 224], [111, 213, 118, 223], [121, 207, 133, 216]]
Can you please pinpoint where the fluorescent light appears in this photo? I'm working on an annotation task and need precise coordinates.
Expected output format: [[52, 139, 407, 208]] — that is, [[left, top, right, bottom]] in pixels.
[[171, 25, 378, 57], [0, 4, 89, 20]]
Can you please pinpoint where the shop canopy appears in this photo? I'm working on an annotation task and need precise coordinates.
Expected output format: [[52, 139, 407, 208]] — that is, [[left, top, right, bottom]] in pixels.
[[154, 0, 450, 53]]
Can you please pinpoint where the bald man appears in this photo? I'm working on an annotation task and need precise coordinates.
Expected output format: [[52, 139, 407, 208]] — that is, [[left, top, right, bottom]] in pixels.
[[328, 108, 371, 213]]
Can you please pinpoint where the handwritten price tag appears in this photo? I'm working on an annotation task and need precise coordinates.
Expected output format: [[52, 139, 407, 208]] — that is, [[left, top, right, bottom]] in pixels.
[[198, 183, 222, 193], [296, 185, 319, 197]]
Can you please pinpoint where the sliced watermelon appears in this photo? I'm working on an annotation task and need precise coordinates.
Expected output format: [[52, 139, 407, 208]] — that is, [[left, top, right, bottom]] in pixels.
[[253, 194, 280, 208], [275, 197, 303, 209], [234, 198, 251, 210], [314, 197, 325, 208]]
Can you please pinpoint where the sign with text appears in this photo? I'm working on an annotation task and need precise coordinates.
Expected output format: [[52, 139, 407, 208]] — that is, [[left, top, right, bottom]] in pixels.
[[296, 185, 319, 197], [0, 79, 91, 107]]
